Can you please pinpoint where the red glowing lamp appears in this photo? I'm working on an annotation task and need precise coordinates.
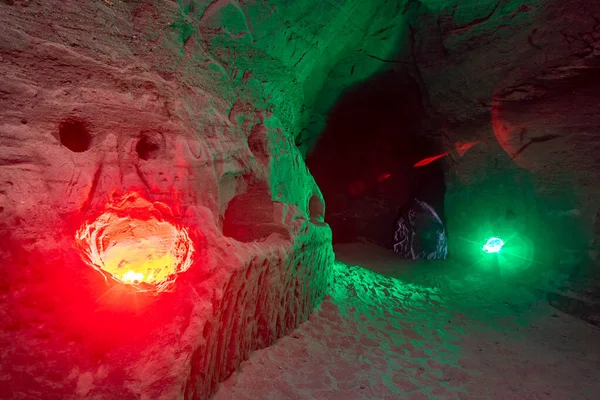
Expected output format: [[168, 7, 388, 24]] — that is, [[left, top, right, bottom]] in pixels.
[[75, 193, 194, 293]]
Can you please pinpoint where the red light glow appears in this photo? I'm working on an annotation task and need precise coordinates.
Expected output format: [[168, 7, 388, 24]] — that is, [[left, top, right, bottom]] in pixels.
[[377, 172, 391, 183], [349, 180, 366, 196], [413, 141, 480, 168], [75, 193, 194, 293], [455, 140, 479, 156], [413, 152, 449, 167]]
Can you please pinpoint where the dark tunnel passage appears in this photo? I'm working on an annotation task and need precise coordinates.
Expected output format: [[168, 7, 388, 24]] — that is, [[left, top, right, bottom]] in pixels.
[[306, 71, 448, 259]]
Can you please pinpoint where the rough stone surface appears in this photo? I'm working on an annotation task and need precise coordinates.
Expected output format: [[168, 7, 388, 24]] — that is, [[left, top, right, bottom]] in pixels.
[[0, 1, 333, 399], [305, 0, 600, 280], [215, 244, 600, 400], [3, 0, 600, 398], [406, 0, 600, 268]]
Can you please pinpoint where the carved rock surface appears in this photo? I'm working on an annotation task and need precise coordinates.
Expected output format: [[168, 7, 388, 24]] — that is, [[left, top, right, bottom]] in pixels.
[[308, 0, 600, 273], [3, 0, 600, 398], [0, 1, 333, 399], [407, 0, 600, 268]]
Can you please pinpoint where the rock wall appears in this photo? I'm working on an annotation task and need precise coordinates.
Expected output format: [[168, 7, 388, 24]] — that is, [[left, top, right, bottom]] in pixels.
[[3, 0, 600, 397], [302, 0, 599, 289], [0, 1, 333, 399], [405, 0, 600, 282]]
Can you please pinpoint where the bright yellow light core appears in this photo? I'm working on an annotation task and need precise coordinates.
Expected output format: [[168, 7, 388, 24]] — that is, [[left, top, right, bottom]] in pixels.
[[76, 208, 194, 293]]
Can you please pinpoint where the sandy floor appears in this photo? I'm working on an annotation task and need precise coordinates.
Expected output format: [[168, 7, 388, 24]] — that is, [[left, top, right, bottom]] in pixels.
[[214, 243, 600, 399]]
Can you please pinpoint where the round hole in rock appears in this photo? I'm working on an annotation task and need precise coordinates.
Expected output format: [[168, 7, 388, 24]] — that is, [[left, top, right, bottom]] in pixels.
[[136, 130, 165, 161], [306, 71, 447, 258], [222, 179, 290, 243], [58, 118, 92, 152], [74, 192, 195, 294]]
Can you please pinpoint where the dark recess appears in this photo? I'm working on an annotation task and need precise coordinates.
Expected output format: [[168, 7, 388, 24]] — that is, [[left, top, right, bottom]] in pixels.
[[222, 179, 291, 242], [309, 194, 325, 222], [58, 118, 92, 153], [136, 131, 166, 160], [306, 71, 446, 248]]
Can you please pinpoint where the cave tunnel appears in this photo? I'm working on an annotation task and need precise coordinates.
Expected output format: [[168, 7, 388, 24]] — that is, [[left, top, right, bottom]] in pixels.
[[306, 70, 448, 258], [2, 1, 600, 399]]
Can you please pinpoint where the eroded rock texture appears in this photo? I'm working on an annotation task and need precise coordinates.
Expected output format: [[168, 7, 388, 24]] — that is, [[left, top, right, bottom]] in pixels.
[[407, 0, 600, 277], [0, 1, 332, 399], [306, 0, 600, 281], [2, 0, 600, 397]]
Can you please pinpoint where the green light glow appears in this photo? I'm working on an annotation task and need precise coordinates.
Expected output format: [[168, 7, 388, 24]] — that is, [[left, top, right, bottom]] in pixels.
[[482, 237, 504, 254]]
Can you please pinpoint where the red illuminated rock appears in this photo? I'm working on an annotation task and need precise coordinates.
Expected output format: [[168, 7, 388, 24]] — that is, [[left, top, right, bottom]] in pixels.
[[75, 193, 196, 293], [0, 1, 332, 399]]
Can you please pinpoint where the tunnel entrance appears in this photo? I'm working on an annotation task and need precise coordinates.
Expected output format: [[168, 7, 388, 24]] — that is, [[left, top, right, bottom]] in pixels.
[[306, 71, 447, 258]]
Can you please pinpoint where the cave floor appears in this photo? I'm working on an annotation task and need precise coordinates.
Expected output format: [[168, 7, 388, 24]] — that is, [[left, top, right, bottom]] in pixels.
[[214, 243, 600, 400]]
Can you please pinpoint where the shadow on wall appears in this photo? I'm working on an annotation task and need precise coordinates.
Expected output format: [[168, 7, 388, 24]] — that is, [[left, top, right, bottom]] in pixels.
[[306, 70, 446, 249]]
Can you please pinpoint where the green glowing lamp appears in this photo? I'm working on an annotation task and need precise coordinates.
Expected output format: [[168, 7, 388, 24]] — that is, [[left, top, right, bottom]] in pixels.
[[482, 237, 504, 254]]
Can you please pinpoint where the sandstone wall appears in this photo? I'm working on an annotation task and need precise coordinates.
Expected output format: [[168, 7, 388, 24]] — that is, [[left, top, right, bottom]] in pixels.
[[406, 0, 600, 279], [0, 1, 333, 399]]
